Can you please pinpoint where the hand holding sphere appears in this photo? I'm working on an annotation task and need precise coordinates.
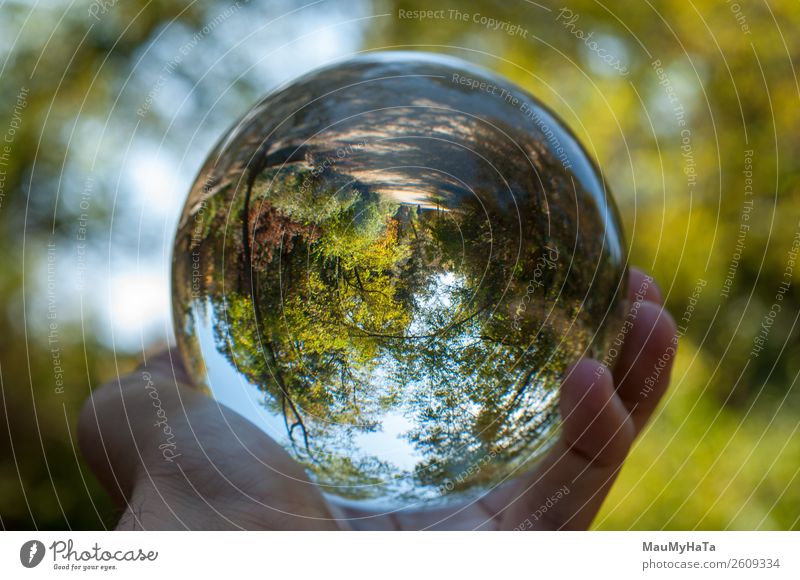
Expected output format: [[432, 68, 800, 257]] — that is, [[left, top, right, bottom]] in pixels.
[[79, 53, 677, 528]]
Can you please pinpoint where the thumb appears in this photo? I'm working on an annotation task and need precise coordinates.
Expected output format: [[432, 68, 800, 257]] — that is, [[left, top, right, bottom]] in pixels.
[[78, 349, 336, 529]]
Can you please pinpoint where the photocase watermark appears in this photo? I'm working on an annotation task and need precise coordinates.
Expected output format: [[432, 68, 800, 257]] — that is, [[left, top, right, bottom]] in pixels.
[[397, 8, 529, 38], [751, 222, 800, 358], [46, 239, 65, 395], [189, 176, 217, 301], [88, 0, 119, 20], [640, 341, 677, 399], [639, 279, 706, 399], [142, 371, 181, 462], [678, 129, 696, 190], [651, 59, 696, 194], [677, 278, 707, 338], [19, 540, 46, 569], [721, 149, 754, 298], [725, 0, 751, 35], [0, 86, 29, 213], [437, 441, 513, 495], [512, 243, 560, 328], [298, 140, 368, 196], [190, 202, 206, 301], [137, 1, 246, 117], [512, 485, 570, 530], [21, 538, 158, 571], [595, 274, 655, 378], [47, 539, 157, 572], [451, 73, 573, 170], [75, 175, 94, 293], [556, 8, 629, 76]]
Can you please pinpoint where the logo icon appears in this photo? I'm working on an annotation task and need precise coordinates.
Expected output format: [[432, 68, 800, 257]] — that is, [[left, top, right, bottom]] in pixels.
[[20, 540, 45, 568]]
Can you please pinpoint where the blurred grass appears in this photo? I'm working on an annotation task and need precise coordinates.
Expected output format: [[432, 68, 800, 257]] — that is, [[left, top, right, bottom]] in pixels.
[[597, 341, 800, 529]]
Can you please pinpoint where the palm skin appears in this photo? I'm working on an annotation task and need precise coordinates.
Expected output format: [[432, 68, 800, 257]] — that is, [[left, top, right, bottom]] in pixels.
[[78, 268, 676, 530]]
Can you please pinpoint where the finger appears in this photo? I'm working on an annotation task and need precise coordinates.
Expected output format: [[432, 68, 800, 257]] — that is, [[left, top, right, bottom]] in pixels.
[[628, 267, 663, 305], [77, 362, 177, 504], [559, 360, 636, 468], [139, 346, 194, 388], [613, 301, 678, 432], [338, 501, 499, 531], [488, 359, 635, 530], [78, 354, 336, 529]]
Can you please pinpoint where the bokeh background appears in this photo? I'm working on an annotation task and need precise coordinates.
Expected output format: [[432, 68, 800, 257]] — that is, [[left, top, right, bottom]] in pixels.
[[1, 0, 798, 530]]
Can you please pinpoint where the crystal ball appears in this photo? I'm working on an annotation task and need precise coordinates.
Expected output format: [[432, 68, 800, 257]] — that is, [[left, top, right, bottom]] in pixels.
[[172, 51, 627, 510]]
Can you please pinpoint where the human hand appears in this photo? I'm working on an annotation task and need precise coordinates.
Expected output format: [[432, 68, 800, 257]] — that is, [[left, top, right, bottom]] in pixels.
[[78, 267, 676, 530]]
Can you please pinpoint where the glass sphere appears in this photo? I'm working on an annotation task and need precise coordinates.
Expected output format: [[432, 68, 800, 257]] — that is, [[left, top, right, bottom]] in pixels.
[[172, 51, 627, 510]]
